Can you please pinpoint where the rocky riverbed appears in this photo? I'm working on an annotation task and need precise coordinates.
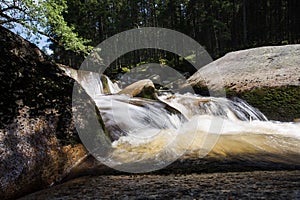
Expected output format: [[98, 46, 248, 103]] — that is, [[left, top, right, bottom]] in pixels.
[[19, 170, 300, 199]]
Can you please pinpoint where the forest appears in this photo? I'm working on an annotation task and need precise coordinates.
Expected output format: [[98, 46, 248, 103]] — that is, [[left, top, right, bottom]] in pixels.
[[53, 0, 300, 71], [1, 0, 300, 75]]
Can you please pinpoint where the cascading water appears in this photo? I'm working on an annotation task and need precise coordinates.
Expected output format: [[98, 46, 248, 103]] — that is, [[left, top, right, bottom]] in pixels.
[[73, 71, 300, 172], [157, 93, 268, 121]]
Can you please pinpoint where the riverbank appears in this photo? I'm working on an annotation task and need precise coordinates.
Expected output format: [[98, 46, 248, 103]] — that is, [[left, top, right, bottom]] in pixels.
[[19, 170, 300, 199]]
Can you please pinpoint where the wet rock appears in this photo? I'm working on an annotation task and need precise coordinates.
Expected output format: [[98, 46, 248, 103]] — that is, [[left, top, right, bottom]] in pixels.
[[118, 79, 157, 100]]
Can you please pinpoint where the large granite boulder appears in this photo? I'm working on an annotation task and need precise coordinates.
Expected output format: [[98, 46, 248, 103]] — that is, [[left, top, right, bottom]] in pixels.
[[186, 45, 300, 121], [0, 26, 101, 199]]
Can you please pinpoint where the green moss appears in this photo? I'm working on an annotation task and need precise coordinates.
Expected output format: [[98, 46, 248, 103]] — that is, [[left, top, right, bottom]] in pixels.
[[226, 86, 300, 122]]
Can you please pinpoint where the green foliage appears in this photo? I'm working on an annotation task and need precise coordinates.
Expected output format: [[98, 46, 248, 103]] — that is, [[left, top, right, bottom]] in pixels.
[[0, 0, 92, 54], [121, 67, 130, 73]]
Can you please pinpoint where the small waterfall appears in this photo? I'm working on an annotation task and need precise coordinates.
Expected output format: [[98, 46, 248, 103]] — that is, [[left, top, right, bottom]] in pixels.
[[72, 72, 300, 172], [93, 95, 185, 141], [104, 76, 121, 94], [79, 72, 105, 98], [79, 72, 121, 97], [227, 97, 268, 121], [58, 65, 121, 97], [157, 93, 267, 121]]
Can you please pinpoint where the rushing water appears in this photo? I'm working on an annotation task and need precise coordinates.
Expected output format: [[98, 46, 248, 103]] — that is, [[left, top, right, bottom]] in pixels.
[[72, 70, 300, 172]]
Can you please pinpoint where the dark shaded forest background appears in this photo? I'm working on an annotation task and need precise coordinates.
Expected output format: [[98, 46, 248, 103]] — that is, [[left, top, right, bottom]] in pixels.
[[50, 0, 300, 76]]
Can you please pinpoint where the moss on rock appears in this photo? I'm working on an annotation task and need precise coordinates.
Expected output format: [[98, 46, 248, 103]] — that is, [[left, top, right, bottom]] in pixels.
[[225, 86, 300, 121]]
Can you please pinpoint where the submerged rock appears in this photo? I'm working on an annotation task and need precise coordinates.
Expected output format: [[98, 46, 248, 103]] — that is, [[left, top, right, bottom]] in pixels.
[[186, 45, 300, 121]]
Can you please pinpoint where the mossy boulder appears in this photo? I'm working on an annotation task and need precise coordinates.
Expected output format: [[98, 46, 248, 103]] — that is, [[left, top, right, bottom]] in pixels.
[[186, 45, 300, 121]]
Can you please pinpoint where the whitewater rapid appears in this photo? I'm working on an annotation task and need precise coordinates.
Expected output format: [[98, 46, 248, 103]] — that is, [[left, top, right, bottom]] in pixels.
[[71, 70, 300, 172]]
